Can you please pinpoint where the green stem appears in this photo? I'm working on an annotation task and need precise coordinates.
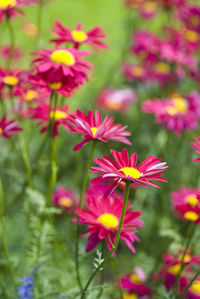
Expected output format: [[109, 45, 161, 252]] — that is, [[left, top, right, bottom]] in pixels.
[[112, 256, 123, 299], [173, 224, 196, 295], [37, 0, 43, 46], [80, 183, 131, 299], [75, 141, 96, 291], [0, 180, 16, 288], [18, 133, 32, 188], [6, 15, 15, 69], [97, 241, 105, 299], [177, 270, 200, 299]]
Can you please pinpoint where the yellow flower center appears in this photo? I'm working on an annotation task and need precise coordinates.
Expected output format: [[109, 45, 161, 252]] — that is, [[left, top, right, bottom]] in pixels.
[[0, 128, 2, 134], [49, 82, 62, 90], [91, 127, 97, 137], [190, 16, 200, 27], [106, 101, 121, 111], [191, 281, 200, 294], [130, 273, 140, 284], [50, 110, 67, 120], [178, 254, 191, 263], [166, 95, 188, 115], [51, 50, 75, 66], [4, 76, 19, 86], [25, 90, 38, 101], [97, 213, 118, 228], [154, 62, 170, 74], [0, 0, 16, 9], [123, 293, 138, 299], [184, 211, 199, 222], [186, 194, 199, 207], [132, 66, 144, 77], [142, 1, 157, 13], [119, 167, 141, 179], [185, 30, 199, 42], [58, 197, 73, 208], [71, 30, 88, 42], [168, 263, 181, 275]]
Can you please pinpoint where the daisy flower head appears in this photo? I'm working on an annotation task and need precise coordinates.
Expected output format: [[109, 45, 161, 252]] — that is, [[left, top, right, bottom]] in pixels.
[[31, 103, 69, 136], [97, 88, 137, 113], [186, 279, 200, 299], [191, 136, 200, 162], [122, 63, 148, 82], [171, 186, 200, 223], [91, 148, 168, 199], [139, 1, 158, 19], [0, 115, 22, 138], [75, 185, 143, 254], [0, 68, 22, 93], [31, 47, 93, 96], [51, 21, 108, 53], [142, 92, 200, 135], [52, 186, 78, 213], [67, 109, 131, 151]]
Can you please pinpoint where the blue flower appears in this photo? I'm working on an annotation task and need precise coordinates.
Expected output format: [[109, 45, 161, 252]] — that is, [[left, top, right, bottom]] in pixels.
[[17, 276, 34, 299]]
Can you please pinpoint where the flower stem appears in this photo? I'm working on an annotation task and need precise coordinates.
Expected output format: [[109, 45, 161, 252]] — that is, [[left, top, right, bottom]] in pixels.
[[0, 179, 16, 288], [75, 141, 96, 291], [37, 0, 43, 46], [112, 256, 123, 299], [6, 15, 15, 69], [97, 241, 105, 299], [80, 183, 131, 299]]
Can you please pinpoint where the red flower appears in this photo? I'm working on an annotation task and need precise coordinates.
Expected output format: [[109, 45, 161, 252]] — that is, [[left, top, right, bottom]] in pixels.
[[0, 115, 22, 138], [191, 137, 200, 162], [67, 110, 131, 151], [52, 186, 78, 213], [75, 185, 143, 254], [51, 21, 108, 53], [0, 68, 23, 93], [90, 148, 168, 199], [31, 103, 69, 136]]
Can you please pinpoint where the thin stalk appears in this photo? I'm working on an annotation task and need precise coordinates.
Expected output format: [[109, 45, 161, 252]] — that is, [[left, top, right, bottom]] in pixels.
[[80, 183, 131, 299], [18, 133, 32, 188], [0, 180, 16, 288], [97, 241, 105, 299], [112, 256, 123, 299], [177, 270, 200, 299], [6, 16, 15, 69], [75, 141, 96, 291]]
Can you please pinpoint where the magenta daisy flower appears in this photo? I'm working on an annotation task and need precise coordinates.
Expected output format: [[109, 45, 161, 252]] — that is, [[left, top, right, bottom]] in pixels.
[[75, 185, 143, 254], [0, 68, 22, 93], [67, 110, 131, 151], [0, 115, 22, 138], [31, 103, 69, 136], [90, 148, 168, 199], [52, 186, 78, 213], [191, 137, 200, 162], [51, 21, 108, 53]]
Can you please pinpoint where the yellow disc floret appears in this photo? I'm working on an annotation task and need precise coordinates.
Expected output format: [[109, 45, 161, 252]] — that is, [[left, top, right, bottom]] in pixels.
[[130, 273, 141, 283], [58, 197, 73, 208], [50, 110, 67, 120], [0, 128, 2, 134], [4, 76, 19, 86], [123, 293, 138, 299], [154, 62, 170, 74], [119, 167, 141, 179], [142, 1, 157, 14], [166, 95, 188, 115], [132, 66, 144, 77], [185, 30, 199, 42], [72, 30, 88, 42], [97, 213, 118, 228], [184, 211, 199, 222], [49, 82, 62, 90], [191, 281, 200, 294], [51, 50, 75, 66], [25, 90, 38, 101], [0, 0, 16, 9], [91, 127, 97, 137], [168, 263, 181, 275], [186, 194, 199, 207]]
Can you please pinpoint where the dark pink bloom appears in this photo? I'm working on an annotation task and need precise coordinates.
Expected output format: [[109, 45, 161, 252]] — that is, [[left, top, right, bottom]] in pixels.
[[122, 63, 148, 82], [90, 148, 168, 199], [139, 1, 157, 19], [97, 88, 137, 113], [51, 21, 108, 53], [31, 103, 69, 136], [67, 110, 131, 151], [191, 137, 200, 162], [178, 5, 200, 33], [0, 68, 23, 93], [52, 186, 78, 213], [0, 115, 22, 138], [0, 45, 23, 61], [75, 185, 143, 254], [121, 267, 151, 297], [142, 92, 200, 135]]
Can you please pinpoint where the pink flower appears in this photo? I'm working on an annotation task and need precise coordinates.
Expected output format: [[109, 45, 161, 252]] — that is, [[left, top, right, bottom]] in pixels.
[[31, 103, 69, 136], [75, 185, 143, 254], [52, 186, 78, 213], [51, 21, 108, 53], [191, 137, 200, 162], [122, 63, 148, 82], [90, 148, 168, 199], [0, 68, 23, 93], [0, 45, 23, 61], [142, 92, 200, 135], [67, 110, 131, 151], [0, 115, 22, 138], [171, 186, 200, 223], [97, 88, 137, 113]]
